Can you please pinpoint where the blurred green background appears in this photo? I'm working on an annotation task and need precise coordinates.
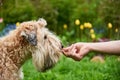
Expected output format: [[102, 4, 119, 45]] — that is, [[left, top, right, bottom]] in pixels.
[[0, 0, 120, 80]]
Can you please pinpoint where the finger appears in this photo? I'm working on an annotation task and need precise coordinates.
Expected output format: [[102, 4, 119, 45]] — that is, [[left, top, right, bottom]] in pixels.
[[70, 52, 83, 61], [70, 46, 80, 58], [70, 45, 84, 61], [62, 49, 71, 57], [70, 45, 76, 54], [62, 45, 75, 57], [62, 44, 74, 52], [62, 46, 71, 52]]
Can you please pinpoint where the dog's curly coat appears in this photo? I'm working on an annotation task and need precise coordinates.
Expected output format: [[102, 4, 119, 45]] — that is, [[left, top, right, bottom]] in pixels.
[[0, 19, 62, 80]]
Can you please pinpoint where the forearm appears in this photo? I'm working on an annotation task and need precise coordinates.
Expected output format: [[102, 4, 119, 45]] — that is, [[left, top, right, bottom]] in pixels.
[[88, 40, 120, 55]]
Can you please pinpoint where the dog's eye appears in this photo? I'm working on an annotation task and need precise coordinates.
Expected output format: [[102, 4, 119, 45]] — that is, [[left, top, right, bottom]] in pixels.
[[25, 27, 30, 30], [44, 35, 47, 39]]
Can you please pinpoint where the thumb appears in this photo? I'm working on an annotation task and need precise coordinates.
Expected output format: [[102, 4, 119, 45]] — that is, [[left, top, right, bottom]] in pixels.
[[62, 44, 74, 52]]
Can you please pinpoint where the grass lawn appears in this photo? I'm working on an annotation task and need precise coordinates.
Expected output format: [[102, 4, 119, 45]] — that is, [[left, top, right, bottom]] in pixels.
[[23, 54, 120, 80]]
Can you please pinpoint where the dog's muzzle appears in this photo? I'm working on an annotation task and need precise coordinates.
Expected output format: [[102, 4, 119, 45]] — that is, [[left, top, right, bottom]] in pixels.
[[28, 33, 37, 46]]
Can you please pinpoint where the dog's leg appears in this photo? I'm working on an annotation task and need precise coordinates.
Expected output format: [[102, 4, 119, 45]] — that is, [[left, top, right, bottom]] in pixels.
[[18, 67, 24, 80]]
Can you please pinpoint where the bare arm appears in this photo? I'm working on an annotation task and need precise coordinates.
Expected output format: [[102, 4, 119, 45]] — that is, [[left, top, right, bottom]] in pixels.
[[62, 40, 120, 61], [89, 40, 120, 54]]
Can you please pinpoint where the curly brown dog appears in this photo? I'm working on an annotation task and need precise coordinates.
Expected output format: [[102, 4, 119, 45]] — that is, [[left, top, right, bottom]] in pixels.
[[0, 18, 62, 80]]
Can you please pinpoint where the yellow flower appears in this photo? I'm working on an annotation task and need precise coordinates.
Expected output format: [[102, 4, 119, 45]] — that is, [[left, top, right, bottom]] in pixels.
[[63, 24, 67, 29], [108, 23, 112, 29], [75, 19, 80, 25], [115, 28, 118, 32], [90, 29, 94, 34], [16, 22, 20, 27], [91, 33, 96, 39], [84, 22, 92, 28], [84, 22, 87, 28], [80, 25, 84, 30], [87, 22, 92, 28]]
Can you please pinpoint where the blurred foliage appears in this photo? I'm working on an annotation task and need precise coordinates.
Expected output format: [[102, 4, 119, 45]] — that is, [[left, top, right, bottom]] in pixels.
[[70, 0, 100, 25], [0, 0, 120, 42], [0, 23, 4, 31], [99, 0, 120, 26], [2, 0, 35, 23], [98, 0, 120, 39]]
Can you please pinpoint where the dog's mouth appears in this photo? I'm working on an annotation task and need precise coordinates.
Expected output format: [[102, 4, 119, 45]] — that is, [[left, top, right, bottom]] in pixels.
[[60, 44, 64, 53], [61, 45, 64, 49]]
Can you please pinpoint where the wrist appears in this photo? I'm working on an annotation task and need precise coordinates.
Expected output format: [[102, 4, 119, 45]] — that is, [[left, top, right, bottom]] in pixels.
[[86, 43, 93, 52], [76, 42, 93, 52]]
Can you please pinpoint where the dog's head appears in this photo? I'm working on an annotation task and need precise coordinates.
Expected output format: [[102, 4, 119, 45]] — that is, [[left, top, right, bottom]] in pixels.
[[18, 21, 38, 46], [32, 18, 62, 72]]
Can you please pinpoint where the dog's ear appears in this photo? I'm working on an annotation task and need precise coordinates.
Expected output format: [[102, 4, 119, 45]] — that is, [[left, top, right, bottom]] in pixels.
[[37, 18, 47, 27], [20, 31, 37, 46]]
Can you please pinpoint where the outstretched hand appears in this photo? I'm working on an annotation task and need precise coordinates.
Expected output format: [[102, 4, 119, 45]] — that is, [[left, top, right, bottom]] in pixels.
[[62, 43, 90, 61]]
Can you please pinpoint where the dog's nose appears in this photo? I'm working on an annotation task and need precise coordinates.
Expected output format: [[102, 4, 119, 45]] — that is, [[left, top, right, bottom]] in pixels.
[[61, 45, 64, 48], [28, 33, 37, 46], [60, 42, 64, 49]]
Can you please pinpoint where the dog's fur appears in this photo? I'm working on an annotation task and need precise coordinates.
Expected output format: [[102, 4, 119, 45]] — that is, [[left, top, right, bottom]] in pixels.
[[0, 18, 62, 80]]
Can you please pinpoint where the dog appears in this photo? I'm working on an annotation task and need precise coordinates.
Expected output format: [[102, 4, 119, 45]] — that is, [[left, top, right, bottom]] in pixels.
[[0, 18, 62, 80]]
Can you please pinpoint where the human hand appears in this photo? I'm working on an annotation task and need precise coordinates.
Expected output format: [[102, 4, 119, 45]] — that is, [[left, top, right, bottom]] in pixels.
[[62, 43, 90, 61]]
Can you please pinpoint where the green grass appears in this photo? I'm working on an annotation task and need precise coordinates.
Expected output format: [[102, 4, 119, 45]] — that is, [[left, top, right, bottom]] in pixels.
[[23, 55, 120, 80]]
